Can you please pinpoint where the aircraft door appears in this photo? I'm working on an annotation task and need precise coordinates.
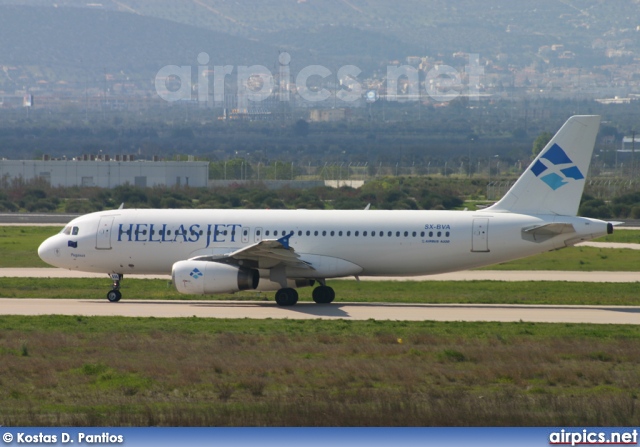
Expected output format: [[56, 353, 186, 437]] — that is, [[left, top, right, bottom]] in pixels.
[[242, 227, 250, 243], [96, 216, 115, 250], [471, 218, 489, 252], [254, 227, 263, 243]]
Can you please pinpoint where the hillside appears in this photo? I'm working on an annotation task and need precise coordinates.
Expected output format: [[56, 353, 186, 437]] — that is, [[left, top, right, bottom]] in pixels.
[[2, 0, 638, 59], [0, 5, 278, 84], [1, 1, 639, 98]]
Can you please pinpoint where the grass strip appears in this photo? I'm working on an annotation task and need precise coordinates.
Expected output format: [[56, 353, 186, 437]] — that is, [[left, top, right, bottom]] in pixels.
[[0, 316, 638, 426]]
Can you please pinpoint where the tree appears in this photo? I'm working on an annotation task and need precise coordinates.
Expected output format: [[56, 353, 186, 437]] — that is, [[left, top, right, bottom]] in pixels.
[[532, 131, 552, 157], [293, 119, 309, 137]]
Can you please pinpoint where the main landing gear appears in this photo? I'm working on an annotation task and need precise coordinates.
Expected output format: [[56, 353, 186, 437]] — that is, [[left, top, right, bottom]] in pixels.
[[312, 285, 335, 304], [274, 284, 336, 306], [275, 288, 298, 306], [106, 273, 123, 302]]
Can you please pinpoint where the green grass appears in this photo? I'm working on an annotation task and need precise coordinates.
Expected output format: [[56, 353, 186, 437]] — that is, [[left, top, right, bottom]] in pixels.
[[0, 316, 638, 426], [482, 246, 640, 271], [595, 229, 640, 244], [0, 226, 60, 267], [1, 277, 640, 306]]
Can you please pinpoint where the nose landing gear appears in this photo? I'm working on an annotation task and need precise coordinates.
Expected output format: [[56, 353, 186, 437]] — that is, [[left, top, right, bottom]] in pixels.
[[107, 273, 123, 302]]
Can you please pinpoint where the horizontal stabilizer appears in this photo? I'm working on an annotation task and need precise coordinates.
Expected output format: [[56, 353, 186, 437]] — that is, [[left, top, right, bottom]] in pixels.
[[522, 223, 575, 242]]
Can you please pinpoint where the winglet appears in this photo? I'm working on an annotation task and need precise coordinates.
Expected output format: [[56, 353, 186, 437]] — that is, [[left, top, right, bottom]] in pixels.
[[277, 231, 295, 249]]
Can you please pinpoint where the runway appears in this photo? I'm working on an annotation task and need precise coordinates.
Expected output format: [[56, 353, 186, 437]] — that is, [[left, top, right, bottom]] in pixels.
[[0, 298, 638, 324]]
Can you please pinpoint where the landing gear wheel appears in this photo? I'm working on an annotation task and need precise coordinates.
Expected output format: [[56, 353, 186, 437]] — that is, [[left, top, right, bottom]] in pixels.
[[107, 273, 123, 302], [312, 285, 335, 304], [275, 288, 299, 306], [107, 289, 122, 302]]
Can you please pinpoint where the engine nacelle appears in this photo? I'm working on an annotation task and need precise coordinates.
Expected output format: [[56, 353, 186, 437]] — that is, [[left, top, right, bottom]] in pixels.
[[172, 261, 259, 295]]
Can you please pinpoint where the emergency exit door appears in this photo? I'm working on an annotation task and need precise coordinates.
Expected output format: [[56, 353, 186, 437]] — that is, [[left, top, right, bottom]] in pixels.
[[96, 216, 115, 250], [471, 218, 489, 252]]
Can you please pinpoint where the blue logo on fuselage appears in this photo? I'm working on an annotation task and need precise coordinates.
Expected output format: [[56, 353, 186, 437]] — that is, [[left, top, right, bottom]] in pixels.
[[530, 143, 584, 190]]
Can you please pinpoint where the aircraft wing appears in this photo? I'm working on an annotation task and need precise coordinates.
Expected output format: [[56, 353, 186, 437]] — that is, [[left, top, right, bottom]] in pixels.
[[190, 232, 313, 270]]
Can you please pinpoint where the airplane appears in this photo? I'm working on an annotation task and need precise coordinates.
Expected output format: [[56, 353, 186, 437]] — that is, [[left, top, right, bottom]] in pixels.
[[38, 115, 612, 306]]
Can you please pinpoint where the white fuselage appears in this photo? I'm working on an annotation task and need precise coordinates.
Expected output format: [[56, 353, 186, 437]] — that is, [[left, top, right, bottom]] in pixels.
[[38, 208, 609, 278]]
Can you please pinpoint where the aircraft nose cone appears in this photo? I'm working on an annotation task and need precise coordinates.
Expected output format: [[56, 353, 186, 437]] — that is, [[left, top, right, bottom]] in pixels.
[[38, 237, 60, 267]]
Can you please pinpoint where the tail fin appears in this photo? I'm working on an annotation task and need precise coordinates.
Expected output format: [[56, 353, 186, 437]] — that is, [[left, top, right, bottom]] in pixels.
[[487, 115, 600, 216]]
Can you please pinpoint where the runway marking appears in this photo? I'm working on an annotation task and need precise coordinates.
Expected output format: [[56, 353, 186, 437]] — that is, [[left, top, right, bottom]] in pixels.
[[0, 299, 638, 325]]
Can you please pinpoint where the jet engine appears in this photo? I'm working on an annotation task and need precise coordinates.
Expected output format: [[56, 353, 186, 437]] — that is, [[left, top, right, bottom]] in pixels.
[[172, 261, 259, 295]]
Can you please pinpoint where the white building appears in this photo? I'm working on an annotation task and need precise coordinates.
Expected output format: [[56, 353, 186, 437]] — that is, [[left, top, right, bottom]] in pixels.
[[0, 159, 209, 188]]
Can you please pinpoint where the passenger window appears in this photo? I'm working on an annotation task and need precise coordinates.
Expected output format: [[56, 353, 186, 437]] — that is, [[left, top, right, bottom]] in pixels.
[[396, 231, 400, 237], [371, 231, 375, 237], [446, 231, 450, 237], [266, 230, 270, 236], [380, 231, 383, 237], [388, 231, 392, 237], [298, 231, 302, 236], [363, 231, 368, 236], [322, 231, 327, 236], [429, 231, 433, 237], [421, 231, 425, 237], [330, 231, 335, 236], [306, 230, 310, 236], [274, 231, 278, 236], [404, 231, 408, 237], [314, 231, 318, 236], [347, 231, 351, 236], [355, 231, 359, 237], [437, 231, 442, 237], [339, 231, 343, 236], [412, 231, 416, 237]]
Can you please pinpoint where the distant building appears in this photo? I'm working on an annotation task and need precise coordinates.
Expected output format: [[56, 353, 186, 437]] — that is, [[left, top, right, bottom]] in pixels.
[[595, 96, 632, 105], [309, 108, 348, 122], [621, 136, 640, 151], [0, 159, 209, 188]]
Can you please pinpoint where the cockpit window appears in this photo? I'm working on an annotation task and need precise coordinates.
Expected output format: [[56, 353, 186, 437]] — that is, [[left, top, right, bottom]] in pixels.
[[61, 226, 72, 235], [72, 227, 79, 236]]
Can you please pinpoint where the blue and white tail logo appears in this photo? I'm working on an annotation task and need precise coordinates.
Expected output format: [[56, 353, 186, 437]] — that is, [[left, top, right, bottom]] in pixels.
[[530, 143, 584, 190], [190, 268, 203, 279]]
